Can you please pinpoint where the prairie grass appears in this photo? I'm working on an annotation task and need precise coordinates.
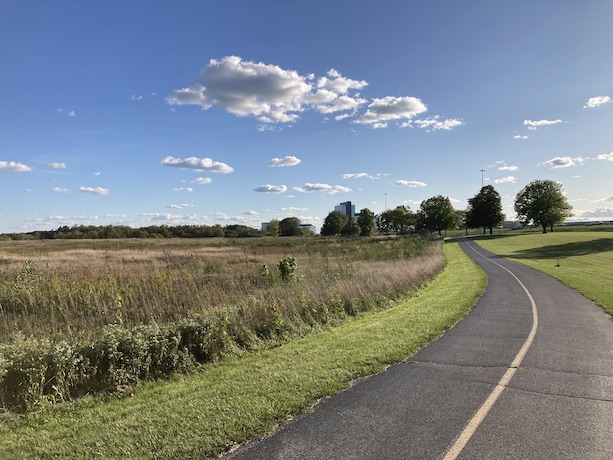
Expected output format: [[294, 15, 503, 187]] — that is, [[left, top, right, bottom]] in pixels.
[[0, 236, 441, 341]]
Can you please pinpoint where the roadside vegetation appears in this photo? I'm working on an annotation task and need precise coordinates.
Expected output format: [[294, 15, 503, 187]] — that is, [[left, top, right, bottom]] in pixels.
[[473, 231, 613, 316], [0, 235, 446, 412], [0, 240, 486, 460]]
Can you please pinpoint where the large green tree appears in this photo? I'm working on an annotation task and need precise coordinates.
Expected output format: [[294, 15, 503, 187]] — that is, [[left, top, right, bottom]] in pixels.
[[356, 208, 376, 236], [320, 211, 349, 236], [466, 185, 505, 234], [417, 195, 458, 236], [279, 217, 302, 236], [514, 180, 573, 233], [379, 206, 416, 235]]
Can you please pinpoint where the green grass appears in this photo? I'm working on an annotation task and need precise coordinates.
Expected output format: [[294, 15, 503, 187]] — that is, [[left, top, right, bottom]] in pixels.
[[472, 231, 613, 316], [0, 240, 485, 459]]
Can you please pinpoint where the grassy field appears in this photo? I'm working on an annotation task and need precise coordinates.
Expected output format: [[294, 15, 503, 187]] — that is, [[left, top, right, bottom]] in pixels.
[[0, 240, 486, 459], [472, 231, 613, 316]]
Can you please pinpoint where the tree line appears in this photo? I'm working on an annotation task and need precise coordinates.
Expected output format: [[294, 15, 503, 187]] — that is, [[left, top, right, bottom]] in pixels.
[[320, 179, 573, 237], [0, 179, 572, 241]]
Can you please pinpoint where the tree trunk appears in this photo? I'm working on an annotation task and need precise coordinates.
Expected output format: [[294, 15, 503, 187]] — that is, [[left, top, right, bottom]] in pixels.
[[542, 224, 547, 233], [489, 226, 493, 234]]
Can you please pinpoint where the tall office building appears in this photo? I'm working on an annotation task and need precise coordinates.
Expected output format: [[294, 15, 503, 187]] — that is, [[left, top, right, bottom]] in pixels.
[[334, 201, 356, 219]]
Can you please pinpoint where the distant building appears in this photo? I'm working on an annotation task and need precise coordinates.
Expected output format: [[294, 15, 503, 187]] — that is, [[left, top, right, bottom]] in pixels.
[[334, 201, 356, 219]]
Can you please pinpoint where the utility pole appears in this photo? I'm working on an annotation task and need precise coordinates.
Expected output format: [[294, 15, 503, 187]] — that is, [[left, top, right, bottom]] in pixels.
[[480, 169, 485, 188]]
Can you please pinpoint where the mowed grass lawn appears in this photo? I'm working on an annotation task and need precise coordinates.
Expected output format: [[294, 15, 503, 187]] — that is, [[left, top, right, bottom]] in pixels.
[[473, 231, 613, 316], [0, 240, 485, 460]]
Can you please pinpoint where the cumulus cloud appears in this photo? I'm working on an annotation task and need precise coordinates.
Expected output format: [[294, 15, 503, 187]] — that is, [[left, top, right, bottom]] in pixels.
[[243, 210, 258, 215], [52, 187, 69, 193], [293, 183, 351, 194], [192, 177, 212, 184], [494, 176, 517, 184], [142, 213, 183, 222], [279, 207, 308, 212], [166, 56, 312, 123], [269, 155, 301, 167], [255, 184, 287, 193], [410, 116, 463, 131], [0, 161, 32, 172], [596, 152, 613, 161], [343, 173, 373, 179], [162, 156, 234, 173], [356, 96, 427, 125], [174, 187, 193, 192], [514, 135, 529, 139], [395, 180, 427, 187], [48, 163, 66, 169], [542, 156, 585, 169], [131, 94, 143, 101], [499, 165, 519, 171], [168, 204, 193, 209], [574, 208, 613, 220], [79, 186, 109, 195], [523, 119, 563, 130], [583, 96, 611, 108]]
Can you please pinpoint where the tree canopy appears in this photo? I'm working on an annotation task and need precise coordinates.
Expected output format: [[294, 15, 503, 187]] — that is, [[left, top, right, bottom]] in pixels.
[[279, 217, 302, 236], [379, 206, 416, 235], [514, 180, 573, 233], [356, 208, 376, 236], [466, 185, 505, 234], [320, 211, 350, 236], [417, 195, 458, 235]]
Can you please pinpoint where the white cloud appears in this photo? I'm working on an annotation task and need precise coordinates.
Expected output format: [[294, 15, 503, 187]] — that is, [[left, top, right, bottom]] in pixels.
[[595, 197, 613, 202], [514, 135, 529, 139], [94, 171, 101, 176], [244, 210, 258, 215], [168, 204, 193, 209], [583, 96, 611, 108], [162, 156, 234, 173], [52, 187, 69, 193], [293, 183, 351, 194], [523, 119, 563, 130], [269, 155, 301, 167], [48, 162, 66, 169], [279, 207, 308, 212], [343, 173, 373, 179], [596, 152, 613, 161], [192, 177, 212, 184], [356, 96, 427, 125], [573, 207, 613, 220], [0, 161, 32, 172], [79, 186, 109, 195], [67, 110, 76, 117], [412, 116, 463, 131], [131, 94, 143, 101], [143, 213, 183, 222], [395, 180, 427, 187], [494, 176, 517, 184], [166, 56, 312, 123], [498, 165, 519, 171], [174, 187, 194, 192], [542, 156, 585, 169], [255, 184, 287, 193]]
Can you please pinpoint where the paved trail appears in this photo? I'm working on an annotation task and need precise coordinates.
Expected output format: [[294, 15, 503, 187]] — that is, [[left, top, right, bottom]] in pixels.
[[224, 239, 613, 459]]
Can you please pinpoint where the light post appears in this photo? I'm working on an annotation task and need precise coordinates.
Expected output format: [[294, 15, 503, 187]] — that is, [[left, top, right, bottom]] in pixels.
[[480, 169, 485, 188]]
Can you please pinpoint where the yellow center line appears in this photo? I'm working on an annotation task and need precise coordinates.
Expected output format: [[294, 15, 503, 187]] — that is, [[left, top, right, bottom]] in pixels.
[[443, 240, 539, 460]]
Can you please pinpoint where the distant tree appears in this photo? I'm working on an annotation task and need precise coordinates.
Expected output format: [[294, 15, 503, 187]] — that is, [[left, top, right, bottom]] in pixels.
[[466, 185, 505, 234], [357, 208, 376, 236], [455, 209, 468, 236], [279, 217, 302, 236], [341, 218, 360, 237], [321, 211, 349, 236], [265, 219, 281, 237], [417, 195, 458, 235], [379, 206, 416, 234], [514, 180, 573, 233]]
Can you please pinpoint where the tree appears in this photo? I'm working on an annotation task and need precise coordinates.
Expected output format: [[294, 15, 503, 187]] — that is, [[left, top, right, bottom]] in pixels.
[[320, 211, 349, 236], [356, 208, 376, 236], [379, 206, 416, 235], [264, 219, 281, 237], [514, 180, 572, 233], [279, 217, 301, 236], [341, 218, 360, 237], [466, 185, 505, 234], [417, 195, 458, 235]]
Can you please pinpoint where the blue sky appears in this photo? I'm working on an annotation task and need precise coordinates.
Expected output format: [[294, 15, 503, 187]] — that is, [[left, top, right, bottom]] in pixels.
[[1, 1, 612, 233]]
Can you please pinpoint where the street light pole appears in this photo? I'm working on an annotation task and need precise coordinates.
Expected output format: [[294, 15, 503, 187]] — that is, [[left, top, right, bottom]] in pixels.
[[480, 169, 485, 188]]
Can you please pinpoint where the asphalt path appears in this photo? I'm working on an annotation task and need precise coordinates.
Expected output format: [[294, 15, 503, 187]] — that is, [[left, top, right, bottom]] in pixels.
[[223, 238, 613, 459]]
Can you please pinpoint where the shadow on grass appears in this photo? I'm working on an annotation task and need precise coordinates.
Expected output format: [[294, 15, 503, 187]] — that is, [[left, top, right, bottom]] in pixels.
[[472, 234, 613, 260]]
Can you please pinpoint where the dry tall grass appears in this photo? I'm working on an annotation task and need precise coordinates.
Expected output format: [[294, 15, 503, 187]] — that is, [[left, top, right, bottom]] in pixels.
[[0, 236, 444, 342]]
